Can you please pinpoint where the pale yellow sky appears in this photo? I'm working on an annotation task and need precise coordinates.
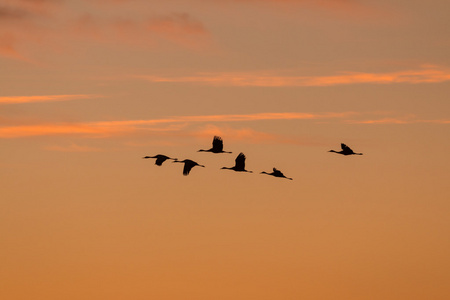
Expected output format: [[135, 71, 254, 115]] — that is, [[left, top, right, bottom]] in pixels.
[[1, 0, 450, 299]]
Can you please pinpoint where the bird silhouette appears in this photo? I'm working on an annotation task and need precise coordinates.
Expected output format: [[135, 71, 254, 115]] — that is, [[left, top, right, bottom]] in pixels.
[[329, 143, 363, 156], [173, 159, 205, 176], [221, 152, 253, 173], [143, 154, 176, 166], [198, 136, 232, 153], [261, 168, 293, 180]]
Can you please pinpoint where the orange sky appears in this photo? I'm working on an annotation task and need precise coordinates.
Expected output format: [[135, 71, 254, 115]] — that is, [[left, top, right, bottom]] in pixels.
[[1, 0, 450, 299]]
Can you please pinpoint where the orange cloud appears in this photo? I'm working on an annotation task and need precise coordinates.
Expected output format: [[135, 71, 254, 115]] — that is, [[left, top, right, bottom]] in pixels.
[[0, 112, 353, 138], [92, 112, 355, 127], [138, 66, 450, 87], [0, 94, 102, 104], [2, 111, 449, 140], [347, 118, 450, 125], [191, 125, 323, 146], [0, 124, 117, 138]]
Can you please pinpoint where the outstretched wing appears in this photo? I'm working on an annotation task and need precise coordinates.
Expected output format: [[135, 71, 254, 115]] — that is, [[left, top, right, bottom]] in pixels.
[[183, 162, 194, 176], [155, 155, 168, 166], [341, 143, 354, 154], [272, 168, 284, 176], [235, 153, 246, 170], [212, 136, 224, 152]]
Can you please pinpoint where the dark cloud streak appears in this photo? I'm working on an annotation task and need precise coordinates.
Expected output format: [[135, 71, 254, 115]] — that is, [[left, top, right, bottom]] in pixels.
[[0, 7, 29, 20]]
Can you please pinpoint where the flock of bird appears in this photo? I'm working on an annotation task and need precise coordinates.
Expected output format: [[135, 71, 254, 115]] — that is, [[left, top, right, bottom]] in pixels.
[[143, 136, 363, 180]]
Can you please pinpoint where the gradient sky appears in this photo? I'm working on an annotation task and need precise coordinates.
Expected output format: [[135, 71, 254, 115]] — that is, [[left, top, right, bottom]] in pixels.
[[1, 0, 450, 299]]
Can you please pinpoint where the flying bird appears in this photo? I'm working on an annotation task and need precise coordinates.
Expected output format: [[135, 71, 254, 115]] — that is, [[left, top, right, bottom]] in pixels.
[[173, 159, 205, 176], [221, 152, 252, 173], [143, 154, 176, 166], [198, 136, 232, 153], [261, 168, 293, 180], [329, 143, 363, 156]]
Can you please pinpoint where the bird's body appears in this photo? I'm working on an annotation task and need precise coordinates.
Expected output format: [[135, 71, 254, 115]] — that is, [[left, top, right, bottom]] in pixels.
[[198, 136, 232, 153], [329, 143, 363, 156], [221, 152, 252, 173], [173, 159, 205, 176], [143, 154, 176, 166], [261, 168, 293, 180]]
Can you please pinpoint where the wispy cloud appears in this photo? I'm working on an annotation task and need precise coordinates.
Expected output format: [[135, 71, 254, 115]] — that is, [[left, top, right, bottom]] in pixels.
[[0, 33, 24, 60], [0, 111, 353, 138], [0, 6, 29, 20], [347, 118, 450, 125], [94, 0, 374, 17], [137, 66, 450, 87], [230, 0, 358, 9], [0, 124, 114, 138], [72, 13, 211, 49], [0, 94, 102, 104], [0, 1, 58, 60], [190, 124, 323, 146], [45, 143, 102, 152], [0, 0, 211, 61], [2, 111, 449, 141], [147, 13, 209, 36], [92, 111, 355, 127]]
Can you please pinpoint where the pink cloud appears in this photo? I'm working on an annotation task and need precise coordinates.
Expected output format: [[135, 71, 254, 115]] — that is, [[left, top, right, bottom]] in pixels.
[[0, 112, 353, 138], [92, 112, 355, 127], [138, 66, 450, 87], [2, 111, 449, 140]]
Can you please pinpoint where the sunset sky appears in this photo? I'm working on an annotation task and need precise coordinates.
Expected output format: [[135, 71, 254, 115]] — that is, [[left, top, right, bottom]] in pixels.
[[1, 0, 450, 299]]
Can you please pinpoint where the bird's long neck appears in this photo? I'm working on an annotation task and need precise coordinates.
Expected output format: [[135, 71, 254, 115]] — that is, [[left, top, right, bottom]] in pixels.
[[198, 149, 207, 152], [329, 150, 344, 154]]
